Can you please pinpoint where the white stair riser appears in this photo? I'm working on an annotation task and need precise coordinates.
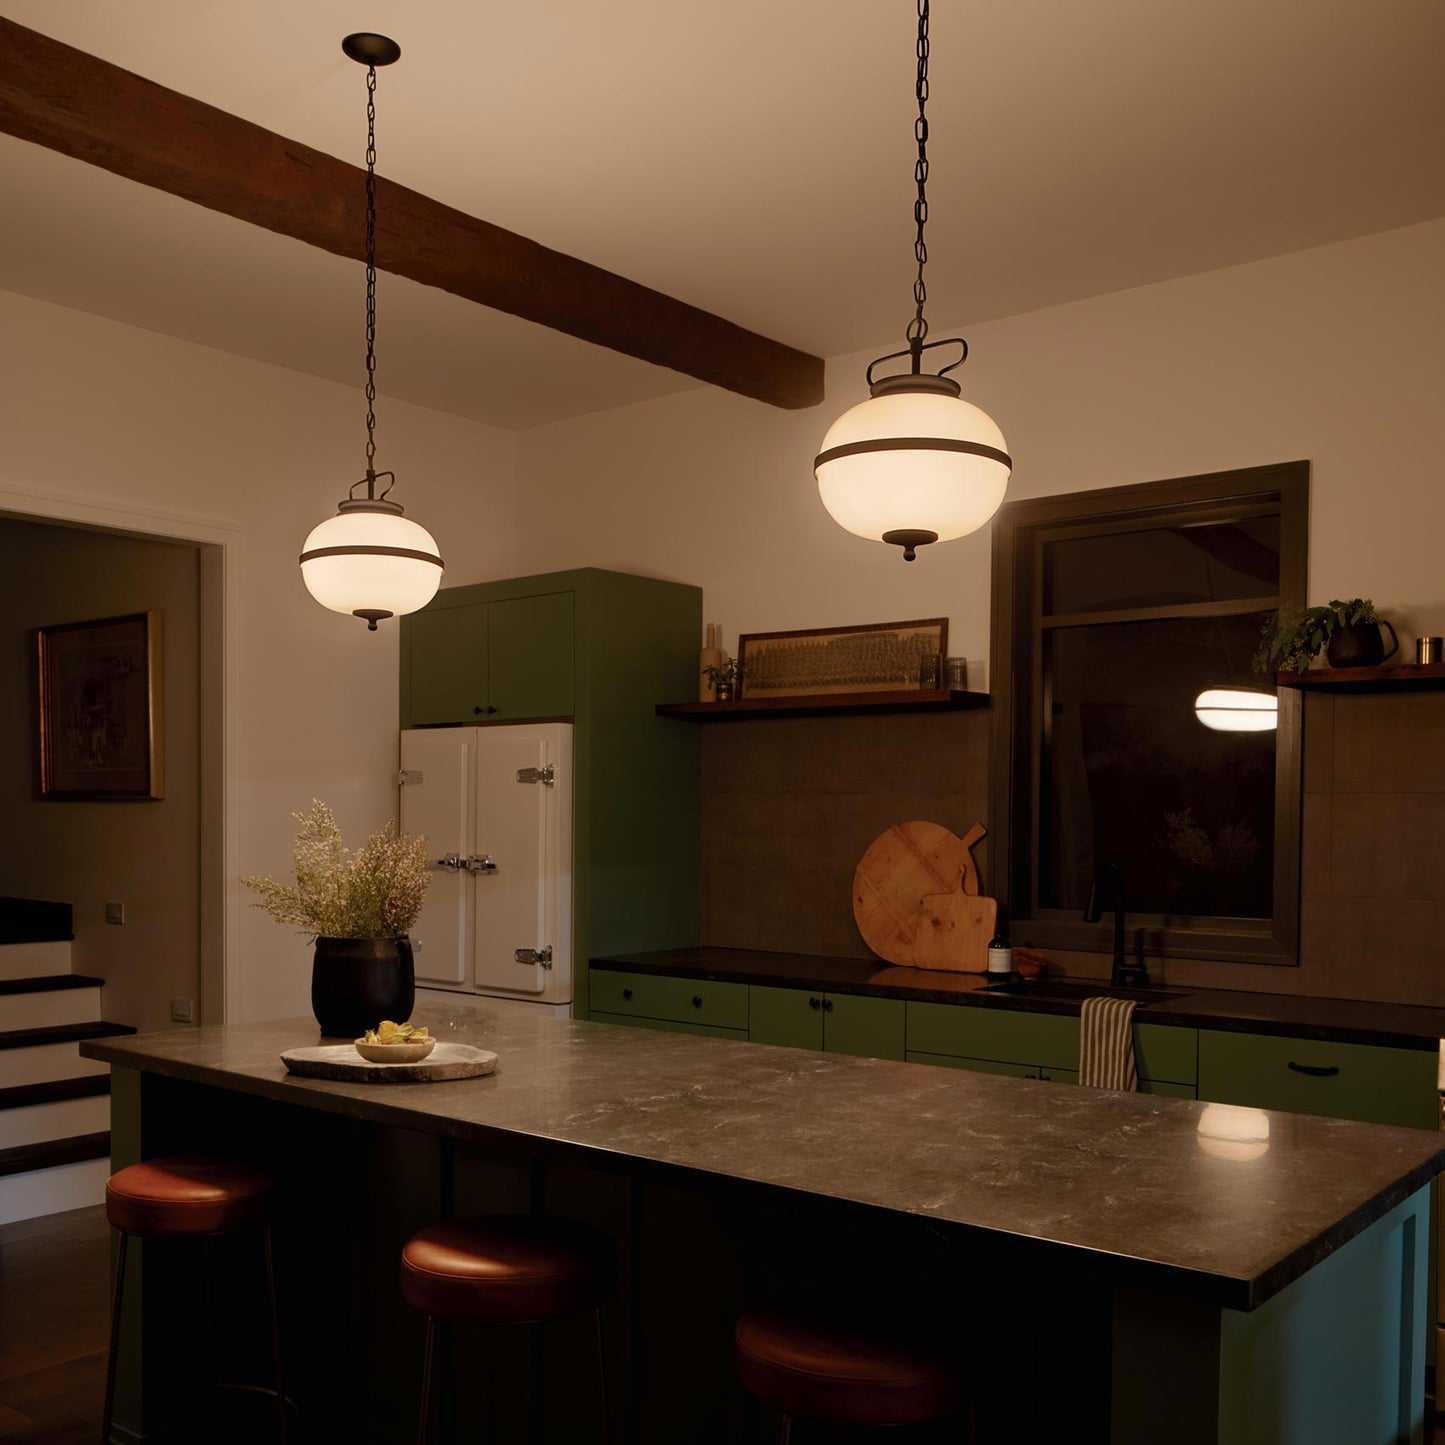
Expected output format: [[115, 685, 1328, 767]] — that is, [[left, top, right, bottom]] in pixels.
[[0, 1043, 110, 1089], [0, 941, 74, 981], [2, 988, 101, 1031], [0, 1154, 109, 1226], [0, 1093, 111, 1150]]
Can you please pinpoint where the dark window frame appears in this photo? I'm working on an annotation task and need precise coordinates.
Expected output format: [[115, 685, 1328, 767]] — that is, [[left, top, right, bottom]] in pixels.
[[988, 461, 1309, 967]]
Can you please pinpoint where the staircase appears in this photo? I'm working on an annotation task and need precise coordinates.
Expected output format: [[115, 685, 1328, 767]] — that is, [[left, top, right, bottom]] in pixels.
[[0, 903, 135, 1224]]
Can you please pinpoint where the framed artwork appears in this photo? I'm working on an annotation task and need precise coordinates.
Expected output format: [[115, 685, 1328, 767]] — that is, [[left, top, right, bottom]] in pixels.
[[38, 612, 164, 800], [737, 617, 948, 699]]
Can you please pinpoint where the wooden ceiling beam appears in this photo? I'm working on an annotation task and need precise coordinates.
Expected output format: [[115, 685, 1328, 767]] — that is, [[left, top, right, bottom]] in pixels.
[[0, 17, 824, 410]]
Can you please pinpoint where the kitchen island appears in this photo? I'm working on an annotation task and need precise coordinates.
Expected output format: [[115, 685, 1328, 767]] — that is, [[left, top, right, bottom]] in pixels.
[[86, 1000, 1445, 1445]]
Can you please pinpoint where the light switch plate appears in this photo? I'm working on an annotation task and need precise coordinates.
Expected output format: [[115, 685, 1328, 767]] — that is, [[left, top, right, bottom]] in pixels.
[[104, 901, 125, 925], [171, 998, 194, 1023]]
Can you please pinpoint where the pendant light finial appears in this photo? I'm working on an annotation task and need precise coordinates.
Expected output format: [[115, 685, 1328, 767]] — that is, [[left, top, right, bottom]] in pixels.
[[300, 34, 443, 629], [814, 0, 1012, 561]]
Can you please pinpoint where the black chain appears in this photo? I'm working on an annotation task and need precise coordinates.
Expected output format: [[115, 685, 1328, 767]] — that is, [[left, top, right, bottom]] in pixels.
[[363, 63, 378, 476], [906, 0, 930, 353]]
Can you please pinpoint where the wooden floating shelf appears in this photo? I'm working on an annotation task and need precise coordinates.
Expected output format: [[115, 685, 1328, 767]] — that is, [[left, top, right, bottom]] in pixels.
[[655, 689, 991, 722], [1275, 663, 1445, 693]]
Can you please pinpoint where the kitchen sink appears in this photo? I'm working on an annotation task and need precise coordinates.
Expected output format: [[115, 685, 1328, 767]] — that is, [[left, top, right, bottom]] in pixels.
[[984, 979, 1186, 1007]]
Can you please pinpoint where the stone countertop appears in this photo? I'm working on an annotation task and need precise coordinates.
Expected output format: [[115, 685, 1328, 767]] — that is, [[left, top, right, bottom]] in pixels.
[[82, 1001, 1445, 1313], [593, 947, 1445, 1052]]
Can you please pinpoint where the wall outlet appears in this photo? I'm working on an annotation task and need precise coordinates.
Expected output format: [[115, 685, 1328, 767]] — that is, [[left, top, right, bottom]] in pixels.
[[171, 998, 194, 1023], [105, 901, 125, 925]]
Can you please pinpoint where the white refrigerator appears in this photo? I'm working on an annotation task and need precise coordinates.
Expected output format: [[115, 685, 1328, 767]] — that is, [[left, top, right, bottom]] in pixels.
[[399, 723, 573, 1012]]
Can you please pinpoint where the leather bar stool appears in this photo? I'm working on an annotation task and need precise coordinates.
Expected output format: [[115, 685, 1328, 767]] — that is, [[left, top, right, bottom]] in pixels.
[[102, 1154, 287, 1443], [734, 1290, 973, 1443], [400, 1214, 615, 1443]]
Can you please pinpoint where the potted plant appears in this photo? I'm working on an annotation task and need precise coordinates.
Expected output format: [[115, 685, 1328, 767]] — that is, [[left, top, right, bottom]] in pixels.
[[243, 800, 431, 1037], [702, 655, 745, 702], [1253, 598, 1398, 674]]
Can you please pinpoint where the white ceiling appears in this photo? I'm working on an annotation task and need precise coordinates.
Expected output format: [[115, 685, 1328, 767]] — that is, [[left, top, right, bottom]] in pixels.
[[3, 0, 1443, 429]]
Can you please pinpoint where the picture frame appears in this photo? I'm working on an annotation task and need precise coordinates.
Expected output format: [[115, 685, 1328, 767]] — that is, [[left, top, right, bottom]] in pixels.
[[737, 617, 949, 699], [38, 611, 165, 800]]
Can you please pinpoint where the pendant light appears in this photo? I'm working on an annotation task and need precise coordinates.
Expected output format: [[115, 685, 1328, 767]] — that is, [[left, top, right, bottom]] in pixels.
[[1193, 686, 1279, 733], [300, 34, 443, 630], [815, 0, 1011, 562]]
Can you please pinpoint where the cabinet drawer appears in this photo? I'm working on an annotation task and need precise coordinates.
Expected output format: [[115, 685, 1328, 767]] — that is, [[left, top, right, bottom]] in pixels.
[[590, 1011, 748, 1042], [589, 970, 749, 1031], [908, 1052, 1039, 1079], [824, 994, 905, 1061], [1135, 1024, 1197, 1085], [907, 1003, 1080, 1069], [751, 986, 825, 1051], [1198, 1030, 1439, 1130]]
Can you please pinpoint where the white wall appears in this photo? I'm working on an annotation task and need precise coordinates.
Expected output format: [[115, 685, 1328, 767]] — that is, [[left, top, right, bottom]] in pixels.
[[514, 219, 1445, 673], [0, 289, 518, 1024]]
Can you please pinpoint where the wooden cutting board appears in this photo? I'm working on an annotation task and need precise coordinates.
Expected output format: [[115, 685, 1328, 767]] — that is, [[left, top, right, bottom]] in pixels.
[[913, 891, 997, 973], [853, 821, 986, 966]]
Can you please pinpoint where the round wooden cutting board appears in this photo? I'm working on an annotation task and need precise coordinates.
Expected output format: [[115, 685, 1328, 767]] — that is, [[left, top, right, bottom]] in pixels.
[[852, 821, 985, 966]]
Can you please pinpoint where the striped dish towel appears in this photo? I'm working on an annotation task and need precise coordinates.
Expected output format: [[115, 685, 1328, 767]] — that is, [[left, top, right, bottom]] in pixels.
[[1079, 996, 1139, 1091]]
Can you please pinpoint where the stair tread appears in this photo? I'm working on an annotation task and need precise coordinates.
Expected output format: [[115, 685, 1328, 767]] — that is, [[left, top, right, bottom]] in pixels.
[[0, 1131, 109, 1178], [0, 1075, 112, 1112], [0, 975, 104, 997], [0, 1021, 135, 1052]]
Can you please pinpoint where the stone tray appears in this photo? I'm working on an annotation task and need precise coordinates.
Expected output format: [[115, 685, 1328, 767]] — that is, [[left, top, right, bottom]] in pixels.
[[280, 1042, 498, 1084]]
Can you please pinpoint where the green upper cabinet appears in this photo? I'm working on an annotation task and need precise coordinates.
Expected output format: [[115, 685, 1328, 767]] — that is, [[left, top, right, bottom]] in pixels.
[[408, 604, 489, 725], [488, 593, 574, 720]]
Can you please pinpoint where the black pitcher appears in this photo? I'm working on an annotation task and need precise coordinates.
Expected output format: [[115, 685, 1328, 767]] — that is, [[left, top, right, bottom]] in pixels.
[[1326, 619, 1398, 669]]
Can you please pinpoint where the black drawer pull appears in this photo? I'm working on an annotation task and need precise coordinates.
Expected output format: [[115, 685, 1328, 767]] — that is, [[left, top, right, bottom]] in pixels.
[[692, 996, 703, 1008], [473, 705, 498, 715], [822, 998, 834, 1013], [808, 997, 821, 1010], [621, 988, 633, 1001], [1287, 1061, 1339, 1078]]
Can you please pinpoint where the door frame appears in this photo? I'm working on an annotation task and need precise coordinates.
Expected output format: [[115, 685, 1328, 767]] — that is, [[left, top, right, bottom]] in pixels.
[[0, 480, 241, 1024]]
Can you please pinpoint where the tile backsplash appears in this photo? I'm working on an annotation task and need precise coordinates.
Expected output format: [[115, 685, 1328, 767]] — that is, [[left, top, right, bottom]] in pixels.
[[699, 692, 1445, 1007]]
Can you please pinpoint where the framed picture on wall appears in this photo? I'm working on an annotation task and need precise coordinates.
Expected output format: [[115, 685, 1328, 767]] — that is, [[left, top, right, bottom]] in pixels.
[[737, 617, 948, 699], [37, 612, 164, 800]]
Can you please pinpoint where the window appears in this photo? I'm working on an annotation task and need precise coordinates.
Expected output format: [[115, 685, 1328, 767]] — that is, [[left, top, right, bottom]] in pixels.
[[988, 462, 1308, 965]]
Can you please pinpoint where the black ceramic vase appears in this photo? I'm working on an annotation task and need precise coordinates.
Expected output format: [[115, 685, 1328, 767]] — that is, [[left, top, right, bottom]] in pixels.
[[1326, 619, 1398, 669], [311, 936, 415, 1038]]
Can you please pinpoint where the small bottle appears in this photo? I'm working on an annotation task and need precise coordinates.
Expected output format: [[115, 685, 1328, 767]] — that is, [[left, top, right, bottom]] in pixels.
[[987, 924, 1013, 977], [699, 622, 722, 702]]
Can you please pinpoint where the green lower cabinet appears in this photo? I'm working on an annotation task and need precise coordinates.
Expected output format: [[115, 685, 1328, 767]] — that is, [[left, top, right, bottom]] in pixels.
[[589, 1010, 748, 1041], [590, 969, 748, 1030], [750, 985, 825, 1050], [822, 994, 906, 1060], [907, 1052, 1039, 1079], [1198, 1030, 1439, 1129]]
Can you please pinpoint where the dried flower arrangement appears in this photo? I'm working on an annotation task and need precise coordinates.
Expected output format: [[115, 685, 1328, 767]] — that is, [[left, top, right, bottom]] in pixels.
[[242, 800, 430, 940]]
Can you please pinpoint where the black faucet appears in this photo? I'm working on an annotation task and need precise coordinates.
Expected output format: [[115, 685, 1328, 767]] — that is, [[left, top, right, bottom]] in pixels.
[[1082, 862, 1148, 989]]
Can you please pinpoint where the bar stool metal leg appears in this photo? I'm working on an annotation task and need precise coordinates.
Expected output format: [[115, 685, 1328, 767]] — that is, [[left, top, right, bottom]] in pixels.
[[777, 1411, 791, 1445], [100, 1230, 130, 1444], [416, 1316, 437, 1445], [262, 1227, 288, 1444]]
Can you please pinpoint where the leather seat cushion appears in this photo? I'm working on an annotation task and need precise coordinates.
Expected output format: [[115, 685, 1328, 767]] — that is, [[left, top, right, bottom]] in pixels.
[[400, 1215, 615, 1326], [734, 1291, 966, 1426], [106, 1155, 275, 1236]]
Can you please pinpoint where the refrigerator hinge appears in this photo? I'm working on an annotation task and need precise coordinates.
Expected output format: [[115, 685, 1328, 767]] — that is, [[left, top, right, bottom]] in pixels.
[[516, 764, 555, 787], [514, 945, 554, 969], [397, 769, 423, 786]]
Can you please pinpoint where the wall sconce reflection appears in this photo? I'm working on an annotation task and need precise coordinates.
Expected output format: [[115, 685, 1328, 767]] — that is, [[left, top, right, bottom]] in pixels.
[[1194, 688, 1278, 733], [1196, 1103, 1271, 1162]]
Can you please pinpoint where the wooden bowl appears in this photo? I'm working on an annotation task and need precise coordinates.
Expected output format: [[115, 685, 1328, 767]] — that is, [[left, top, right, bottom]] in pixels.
[[354, 1037, 436, 1064]]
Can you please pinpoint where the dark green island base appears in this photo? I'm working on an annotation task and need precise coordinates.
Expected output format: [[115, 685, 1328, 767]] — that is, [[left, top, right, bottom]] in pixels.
[[84, 1003, 1445, 1445]]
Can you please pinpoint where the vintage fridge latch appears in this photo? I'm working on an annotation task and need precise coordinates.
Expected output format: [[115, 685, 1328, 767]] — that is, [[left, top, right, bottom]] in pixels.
[[514, 945, 554, 969], [397, 769, 423, 785], [516, 764, 555, 786]]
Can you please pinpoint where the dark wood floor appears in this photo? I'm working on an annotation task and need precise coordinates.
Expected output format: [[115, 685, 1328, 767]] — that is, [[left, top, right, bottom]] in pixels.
[[3, 1204, 1444, 1445], [0, 1204, 111, 1445]]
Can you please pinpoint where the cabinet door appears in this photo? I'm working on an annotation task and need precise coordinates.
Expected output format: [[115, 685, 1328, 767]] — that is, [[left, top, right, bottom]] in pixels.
[[589, 970, 749, 1031], [409, 605, 489, 725], [750, 986, 825, 1050], [399, 729, 473, 985], [908, 1052, 1039, 1079], [1198, 1031, 1439, 1129], [590, 1010, 748, 1042], [823, 995, 906, 1061], [488, 593, 575, 719], [907, 1002, 1080, 1069]]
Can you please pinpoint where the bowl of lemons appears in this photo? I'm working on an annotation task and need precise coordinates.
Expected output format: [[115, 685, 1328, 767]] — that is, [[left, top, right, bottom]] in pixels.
[[354, 1020, 436, 1064]]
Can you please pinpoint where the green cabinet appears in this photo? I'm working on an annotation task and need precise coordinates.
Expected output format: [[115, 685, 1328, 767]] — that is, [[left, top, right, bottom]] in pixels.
[[402, 569, 702, 1017], [590, 1011, 747, 1042], [905, 1001, 1199, 1094], [1198, 1030, 1439, 1130], [590, 969, 748, 1032], [405, 592, 574, 725], [749, 985, 905, 1060]]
